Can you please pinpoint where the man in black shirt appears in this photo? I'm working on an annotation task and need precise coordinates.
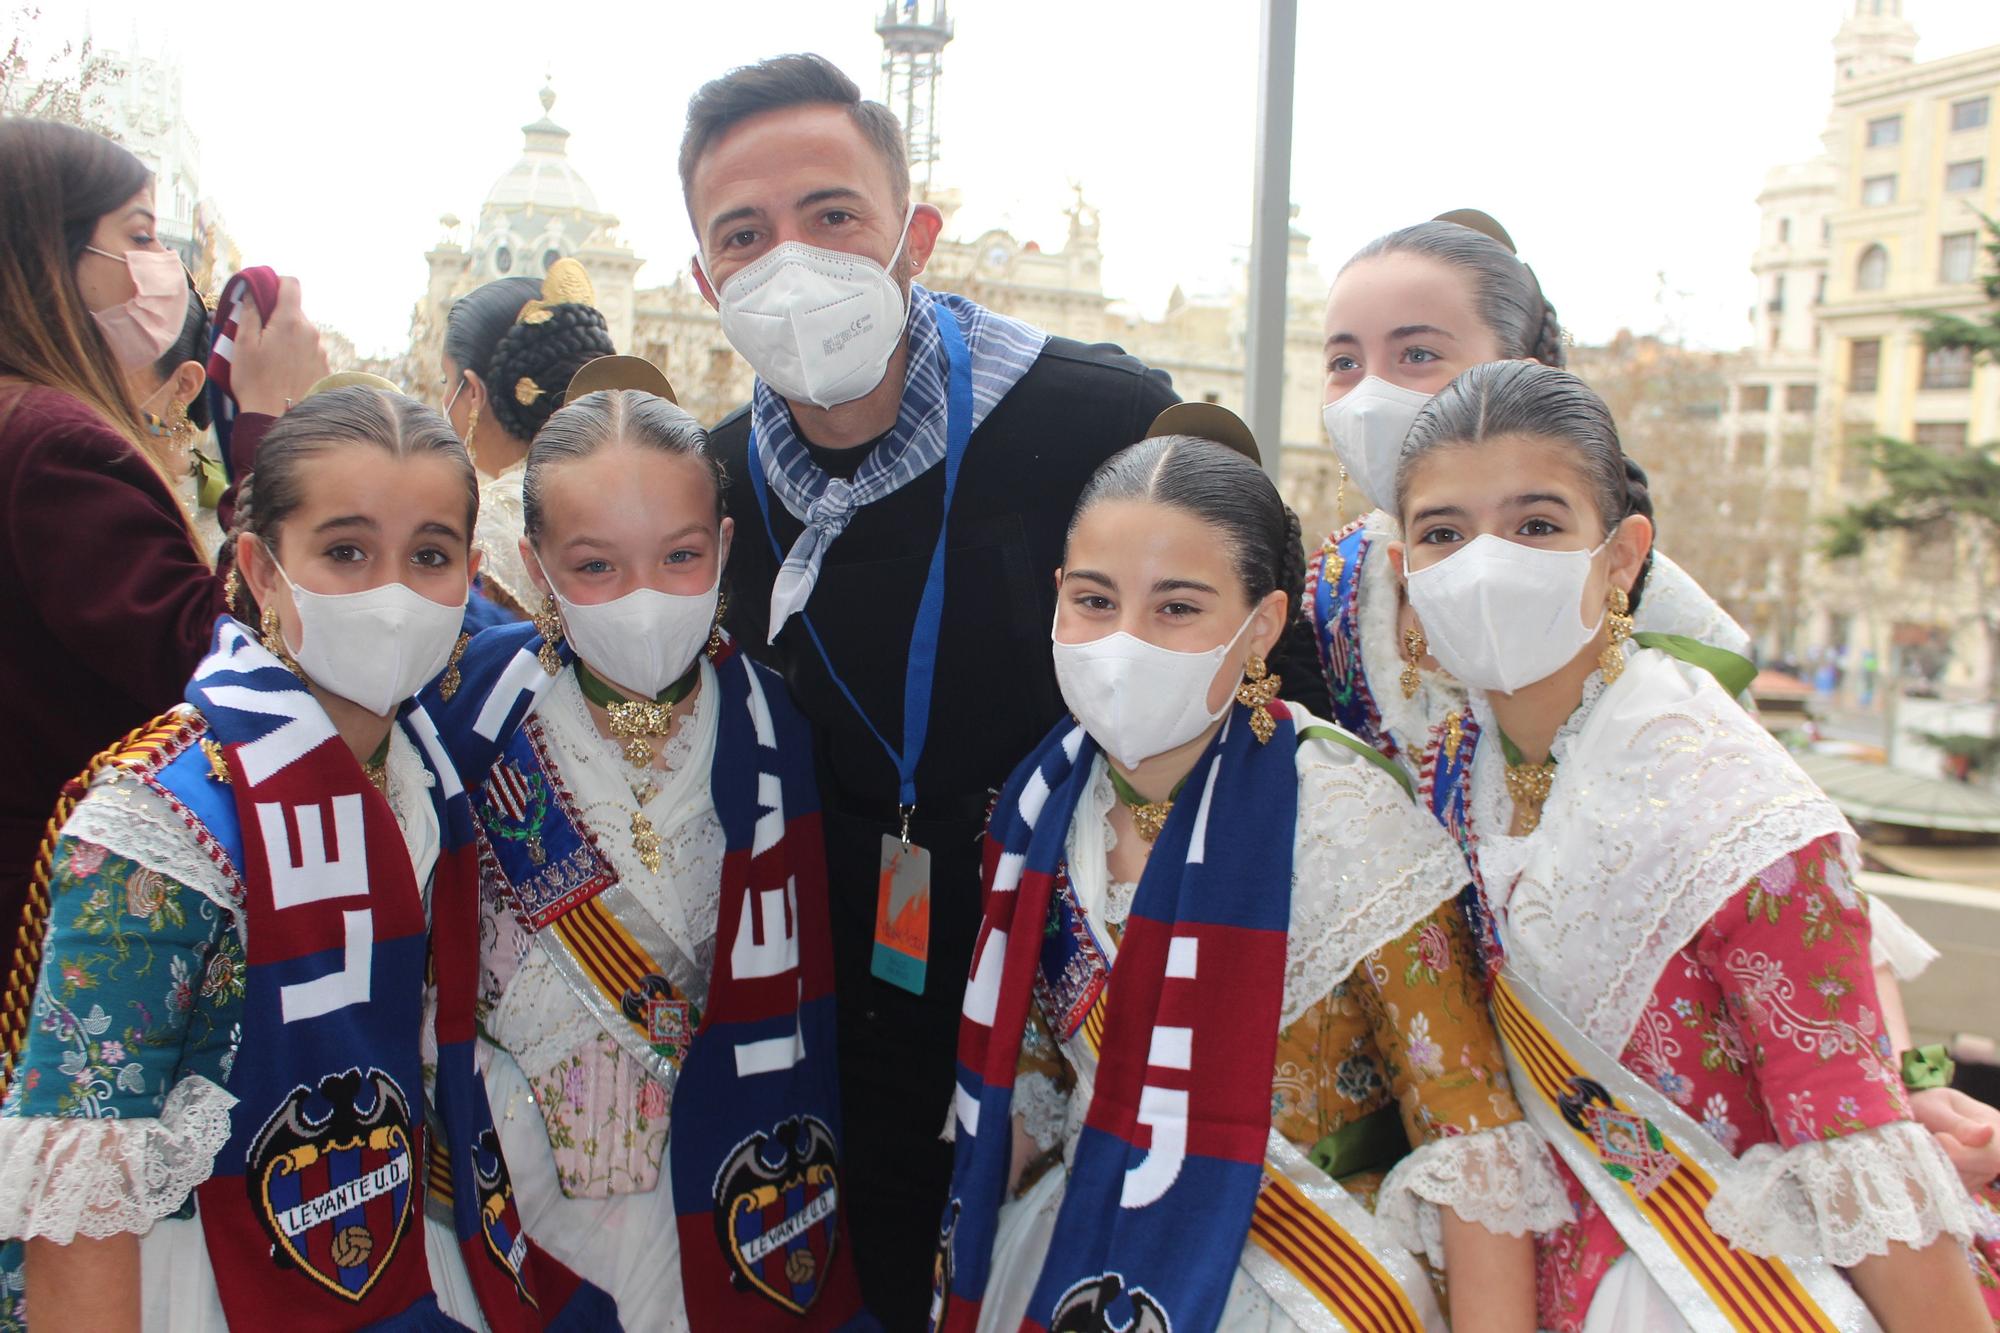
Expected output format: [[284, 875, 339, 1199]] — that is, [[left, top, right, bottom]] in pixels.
[[680, 54, 1328, 1327]]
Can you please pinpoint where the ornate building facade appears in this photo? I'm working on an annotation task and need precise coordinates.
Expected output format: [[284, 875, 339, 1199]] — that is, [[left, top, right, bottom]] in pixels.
[[1726, 0, 2000, 695]]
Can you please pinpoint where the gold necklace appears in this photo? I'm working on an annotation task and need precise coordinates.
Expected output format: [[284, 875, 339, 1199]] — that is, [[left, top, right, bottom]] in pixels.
[[1497, 731, 1556, 834], [1106, 765, 1185, 845], [575, 659, 700, 768], [363, 734, 391, 797]]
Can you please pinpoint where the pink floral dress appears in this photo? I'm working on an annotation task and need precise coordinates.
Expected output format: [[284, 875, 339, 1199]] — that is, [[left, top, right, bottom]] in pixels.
[[1534, 833, 2000, 1330]]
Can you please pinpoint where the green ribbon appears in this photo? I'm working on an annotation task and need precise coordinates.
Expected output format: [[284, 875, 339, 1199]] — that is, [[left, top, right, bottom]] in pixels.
[[1296, 724, 1415, 800], [1308, 1103, 1412, 1181], [1632, 631, 1757, 700], [194, 449, 228, 510], [1104, 763, 1185, 812], [1900, 1043, 1955, 1092], [573, 657, 700, 710]]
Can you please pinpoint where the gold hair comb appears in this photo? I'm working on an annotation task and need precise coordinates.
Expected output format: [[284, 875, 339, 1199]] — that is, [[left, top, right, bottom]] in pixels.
[[562, 354, 678, 405], [515, 257, 597, 325], [515, 376, 546, 406]]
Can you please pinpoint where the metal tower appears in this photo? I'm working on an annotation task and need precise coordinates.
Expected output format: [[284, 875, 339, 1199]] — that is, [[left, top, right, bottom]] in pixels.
[[876, 0, 954, 196]]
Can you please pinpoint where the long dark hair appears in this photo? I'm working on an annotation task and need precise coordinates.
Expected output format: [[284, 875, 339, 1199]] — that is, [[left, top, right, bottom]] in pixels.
[[225, 386, 477, 616], [0, 121, 179, 480], [1398, 361, 1655, 606], [1068, 435, 1308, 651]]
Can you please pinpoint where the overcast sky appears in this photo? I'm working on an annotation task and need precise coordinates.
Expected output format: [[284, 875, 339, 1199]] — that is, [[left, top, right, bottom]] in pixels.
[[29, 0, 2000, 357]]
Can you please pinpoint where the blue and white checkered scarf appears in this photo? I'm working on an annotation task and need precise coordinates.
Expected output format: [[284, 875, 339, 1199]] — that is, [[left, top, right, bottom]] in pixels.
[[751, 285, 1047, 640]]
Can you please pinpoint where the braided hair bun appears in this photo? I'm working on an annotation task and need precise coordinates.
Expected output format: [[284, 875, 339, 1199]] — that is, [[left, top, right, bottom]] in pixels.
[[486, 301, 617, 442]]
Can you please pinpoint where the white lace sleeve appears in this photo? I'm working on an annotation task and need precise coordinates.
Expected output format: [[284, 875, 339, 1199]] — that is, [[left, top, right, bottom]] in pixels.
[[1285, 720, 1467, 1025], [0, 1075, 236, 1242], [1373, 1121, 1573, 1268], [1866, 894, 1938, 981], [1707, 1119, 1973, 1266]]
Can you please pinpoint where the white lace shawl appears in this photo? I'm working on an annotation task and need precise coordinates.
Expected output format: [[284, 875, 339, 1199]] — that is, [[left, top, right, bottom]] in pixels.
[[1064, 710, 1468, 1027], [1471, 647, 1857, 1055], [474, 459, 530, 611], [485, 667, 726, 1083], [1636, 551, 1755, 661], [0, 723, 441, 1241]]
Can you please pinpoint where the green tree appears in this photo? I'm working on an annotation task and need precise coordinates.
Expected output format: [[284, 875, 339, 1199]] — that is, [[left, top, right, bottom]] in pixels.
[[1822, 213, 2000, 689]]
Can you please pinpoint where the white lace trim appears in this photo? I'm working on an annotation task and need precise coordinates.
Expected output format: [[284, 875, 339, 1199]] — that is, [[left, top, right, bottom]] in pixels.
[[488, 945, 611, 1083], [1284, 719, 1468, 1024], [1866, 894, 1938, 982], [474, 461, 531, 610], [1707, 1120, 1974, 1267], [1014, 1072, 1072, 1154], [1472, 649, 1857, 1053], [537, 667, 725, 983], [64, 774, 244, 936], [1065, 717, 1463, 1027], [1374, 1121, 1573, 1268], [0, 1076, 237, 1242], [1635, 551, 1755, 663]]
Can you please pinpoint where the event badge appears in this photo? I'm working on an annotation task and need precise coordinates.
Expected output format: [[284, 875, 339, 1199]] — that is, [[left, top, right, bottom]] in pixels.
[[873, 834, 932, 995]]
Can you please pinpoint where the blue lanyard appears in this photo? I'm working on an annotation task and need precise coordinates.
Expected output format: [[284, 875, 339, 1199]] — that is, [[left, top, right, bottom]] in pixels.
[[745, 305, 974, 825]]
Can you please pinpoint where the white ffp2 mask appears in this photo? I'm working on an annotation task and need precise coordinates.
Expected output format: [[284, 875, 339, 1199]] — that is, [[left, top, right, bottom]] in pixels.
[[699, 205, 917, 409], [271, 560, 467, 717], [1051, 611, 1255, 769], [1321, 376, 1435, 514], [540, 556, 719, 700], [1404, 531, 1615, 695]]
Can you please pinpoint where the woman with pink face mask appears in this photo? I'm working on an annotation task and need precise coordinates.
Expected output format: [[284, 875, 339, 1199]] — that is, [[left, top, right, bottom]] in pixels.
[[0, 120, 327, 950]]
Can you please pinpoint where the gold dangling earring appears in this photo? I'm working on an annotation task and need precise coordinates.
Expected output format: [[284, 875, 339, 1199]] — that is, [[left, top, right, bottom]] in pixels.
[[260, 603, 302, 678], [1235, 652, 1282, 744], [1599, 586, 1633, 683], [705, 590, 729, 660], [532, 593, 564, 675], [1401, 626, 1428, 699]]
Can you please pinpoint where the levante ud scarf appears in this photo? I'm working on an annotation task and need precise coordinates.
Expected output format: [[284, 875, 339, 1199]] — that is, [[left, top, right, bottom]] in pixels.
[[157, 617, 611, 1330], [936, 702, 1299, 1333], [423, 620, 871, 1330]]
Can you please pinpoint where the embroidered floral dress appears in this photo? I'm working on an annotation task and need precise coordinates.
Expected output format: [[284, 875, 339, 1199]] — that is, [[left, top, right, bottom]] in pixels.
[[0, 719, 481, 1333], [474, 665, 724, 1332], [1464, 648, 2000, 1332], [989, 714, 1570, 1331]]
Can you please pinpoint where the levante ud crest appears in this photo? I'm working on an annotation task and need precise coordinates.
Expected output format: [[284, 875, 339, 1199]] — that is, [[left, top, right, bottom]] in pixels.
[[474, 1126, 537, 1304], [1052, 1274, 1173, 1333], [248, 1068, 416, 1302], [714, 1116, 842, 1314]]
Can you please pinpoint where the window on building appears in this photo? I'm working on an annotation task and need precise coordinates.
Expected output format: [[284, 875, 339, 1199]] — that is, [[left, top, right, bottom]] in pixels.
[[1941, 231, 1980, 284], [1914, 422, 1968, 453], [1730, 433, 1756, 464], [1952, 96, 1990, 132], [1780, 431, 1813, 469], [1778, 218, 1792, 244], [1738, 384, 1771, 412], [1945, 159, 1985, 192], [1862, 174, 1897, 206], [494, 245, 513, 274], [1856, 244, 1889, 291], [1769, 274, 1786, 311], [1816, 274, 1828, 305], [542, 248, 562, 272], [1823, 218, 1833, 243], [1867, 115, 1902, 147], [1202, 390, 1221, 404], [1921, 344, 1974, 390], [1912, 516, 1957, 562], [1786, 384, 1817, 413], [1850, 338, 1882, 393]]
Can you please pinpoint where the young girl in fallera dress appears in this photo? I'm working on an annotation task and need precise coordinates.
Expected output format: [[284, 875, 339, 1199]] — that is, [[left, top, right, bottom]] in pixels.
[[934, 428, 1568, 1333], [1389, 360, 1999, 1331]]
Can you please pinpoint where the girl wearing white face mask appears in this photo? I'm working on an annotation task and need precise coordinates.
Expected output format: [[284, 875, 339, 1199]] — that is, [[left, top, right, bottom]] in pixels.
[[1310, 215, 1749, 776], [1392, 361, 2000, 1333], [0, 387, 620, 1331], [935, 428, 1565, 1333], [419, 372, 869, 1331]]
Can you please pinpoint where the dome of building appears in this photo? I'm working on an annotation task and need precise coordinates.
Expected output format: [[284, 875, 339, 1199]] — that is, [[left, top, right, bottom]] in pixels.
[[483, 84, 600, 215]]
